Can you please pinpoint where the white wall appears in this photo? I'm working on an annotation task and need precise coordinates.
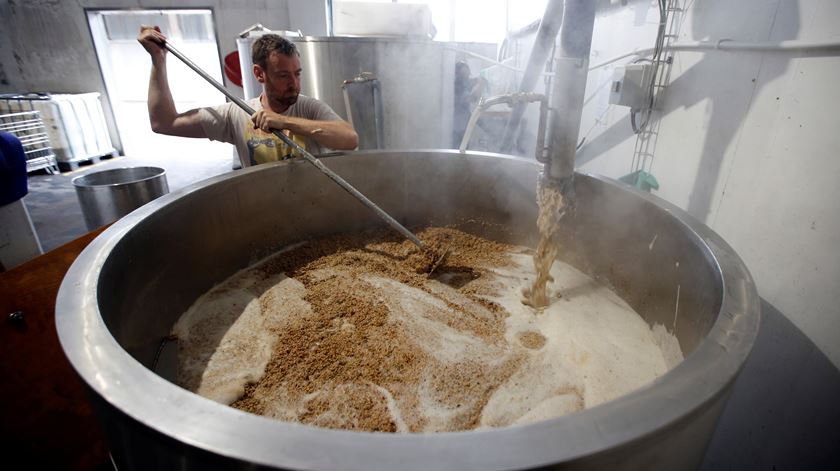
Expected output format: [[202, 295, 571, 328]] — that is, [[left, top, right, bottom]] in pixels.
[[288, 0, 328, 36], [578, 0, 840, 367]]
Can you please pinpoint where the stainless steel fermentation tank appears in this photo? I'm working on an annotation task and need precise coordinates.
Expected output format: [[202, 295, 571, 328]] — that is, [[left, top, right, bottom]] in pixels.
[[57, 150, 759, 470], [238, 35, 496, 149]]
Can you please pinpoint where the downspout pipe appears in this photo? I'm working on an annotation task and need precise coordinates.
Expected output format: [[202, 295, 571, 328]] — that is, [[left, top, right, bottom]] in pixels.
[[589, 39, 840, 71], [499, 0, 565, 153], [545, 0, 597, 184], [459, 93, 548, 156]]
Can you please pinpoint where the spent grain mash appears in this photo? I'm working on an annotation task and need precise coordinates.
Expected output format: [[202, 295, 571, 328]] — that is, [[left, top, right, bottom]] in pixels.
[[172, 227, 683, 433]]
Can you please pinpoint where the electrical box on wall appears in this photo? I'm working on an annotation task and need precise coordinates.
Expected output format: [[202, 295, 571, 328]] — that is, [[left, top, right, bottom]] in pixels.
[[609, 64, 653, 108]]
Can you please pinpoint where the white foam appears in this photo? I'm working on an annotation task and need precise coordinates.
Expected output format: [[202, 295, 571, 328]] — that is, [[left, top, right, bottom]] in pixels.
[[173, 273, 311, 405], [173, 247, 684, 430], [478, 252, 681, 420], [364, 275, 503, 364], [374, 384, 410, 433]]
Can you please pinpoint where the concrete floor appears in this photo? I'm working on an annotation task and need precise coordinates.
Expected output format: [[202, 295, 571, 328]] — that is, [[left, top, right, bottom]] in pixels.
[[24, 151, 232, 252], [699, 299, 840, 470]]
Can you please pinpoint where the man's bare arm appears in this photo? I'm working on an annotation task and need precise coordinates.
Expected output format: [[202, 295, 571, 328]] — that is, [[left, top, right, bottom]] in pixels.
[[252, 111, 359, 150], [138, 26, 207, 138]]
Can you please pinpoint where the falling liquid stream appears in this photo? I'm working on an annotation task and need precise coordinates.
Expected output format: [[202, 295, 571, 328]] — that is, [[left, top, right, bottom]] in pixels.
[[522, 178, 566, 309]]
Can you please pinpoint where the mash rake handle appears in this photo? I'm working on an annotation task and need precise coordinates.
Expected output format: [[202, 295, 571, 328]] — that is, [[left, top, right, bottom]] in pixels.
[[162, 42, 425, 250]]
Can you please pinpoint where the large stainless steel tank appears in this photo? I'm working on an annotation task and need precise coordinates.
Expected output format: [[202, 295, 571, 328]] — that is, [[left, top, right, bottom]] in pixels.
[[56, 150, 759, 470], [239, 36, 495, 149]]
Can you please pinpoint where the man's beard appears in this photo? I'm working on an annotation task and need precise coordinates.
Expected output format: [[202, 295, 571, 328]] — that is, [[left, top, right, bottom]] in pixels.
[[276, 94, 298, 109]]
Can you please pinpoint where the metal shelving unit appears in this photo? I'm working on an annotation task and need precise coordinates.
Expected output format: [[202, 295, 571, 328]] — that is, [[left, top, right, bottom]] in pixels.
[[0, 109, 59, 174], [1, 92, 116, 172]]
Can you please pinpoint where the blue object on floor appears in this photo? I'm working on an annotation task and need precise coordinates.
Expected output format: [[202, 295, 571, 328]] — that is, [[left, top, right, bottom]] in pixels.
[[618, 169, 660, 192], [0, 131, 28, 206]]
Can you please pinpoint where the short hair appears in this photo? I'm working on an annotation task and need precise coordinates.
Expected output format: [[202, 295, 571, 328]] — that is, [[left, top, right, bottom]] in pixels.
[[252, 34, 299, 69]]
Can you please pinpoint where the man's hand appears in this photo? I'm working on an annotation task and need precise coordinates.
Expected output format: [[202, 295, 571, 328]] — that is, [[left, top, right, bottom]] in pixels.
[[137, 26, 167, 63], [251, 109, 287, 133], [251, 109, 358, 150]]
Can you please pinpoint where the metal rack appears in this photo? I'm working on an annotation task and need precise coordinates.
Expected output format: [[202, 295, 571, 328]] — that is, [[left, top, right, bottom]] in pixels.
[[0, 109, 59, 174]]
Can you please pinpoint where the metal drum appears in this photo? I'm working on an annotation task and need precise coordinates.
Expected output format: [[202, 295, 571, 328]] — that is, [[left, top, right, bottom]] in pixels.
[[72, 166, 169, 231], [56, 150, 759, 470]]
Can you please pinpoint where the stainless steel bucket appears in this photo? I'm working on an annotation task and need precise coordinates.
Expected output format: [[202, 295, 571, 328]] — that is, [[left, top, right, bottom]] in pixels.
[[56, 150, 759, 470], [72, 166, 169, 230]]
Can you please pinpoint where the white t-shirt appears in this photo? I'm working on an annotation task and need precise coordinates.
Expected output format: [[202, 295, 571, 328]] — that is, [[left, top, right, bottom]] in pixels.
[[198, 95, 342, 167]]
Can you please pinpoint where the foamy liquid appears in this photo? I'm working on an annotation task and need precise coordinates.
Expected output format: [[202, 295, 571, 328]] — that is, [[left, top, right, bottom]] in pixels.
[[172, 246, 683, 431]]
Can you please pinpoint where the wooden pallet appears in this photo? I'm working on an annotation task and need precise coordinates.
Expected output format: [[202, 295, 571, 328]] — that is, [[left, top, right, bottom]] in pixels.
[[57, 149, 118, 172]]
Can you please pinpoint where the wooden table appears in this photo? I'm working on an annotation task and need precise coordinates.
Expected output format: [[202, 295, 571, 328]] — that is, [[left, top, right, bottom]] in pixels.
[[0, 228, 109, 469]]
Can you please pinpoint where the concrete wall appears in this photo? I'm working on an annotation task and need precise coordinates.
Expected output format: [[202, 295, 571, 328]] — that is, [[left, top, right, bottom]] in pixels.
[[578, 0, 840, 367], [0, 0, 329, 153]]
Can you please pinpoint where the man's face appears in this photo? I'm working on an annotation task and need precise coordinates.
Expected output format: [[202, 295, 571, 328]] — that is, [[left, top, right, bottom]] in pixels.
[[254, 51, 301, 112]]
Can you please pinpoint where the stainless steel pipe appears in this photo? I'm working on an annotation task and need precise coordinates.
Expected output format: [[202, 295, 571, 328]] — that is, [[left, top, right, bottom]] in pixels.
[[57, 150, 759, 470], [499, 0, 565, 153], [497, 0, 596, 186], [342, 73, 385, 150], [459, 92, 548, 160], [546, 0, 597, 183]]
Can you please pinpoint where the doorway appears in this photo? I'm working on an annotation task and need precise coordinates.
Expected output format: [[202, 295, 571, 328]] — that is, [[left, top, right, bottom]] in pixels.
[[87, 9, 232, 165]]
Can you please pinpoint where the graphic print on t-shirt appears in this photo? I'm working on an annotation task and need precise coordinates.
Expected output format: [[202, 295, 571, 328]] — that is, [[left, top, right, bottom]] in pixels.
[[245, 127, 307, 166]]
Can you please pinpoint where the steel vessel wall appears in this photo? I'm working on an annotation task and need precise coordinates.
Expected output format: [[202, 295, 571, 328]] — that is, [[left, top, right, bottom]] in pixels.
[[56, 150, 759, 470]]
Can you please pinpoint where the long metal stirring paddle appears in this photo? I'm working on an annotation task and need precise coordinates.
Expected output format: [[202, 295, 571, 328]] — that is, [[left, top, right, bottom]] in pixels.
[[162, 42, 426, 250]]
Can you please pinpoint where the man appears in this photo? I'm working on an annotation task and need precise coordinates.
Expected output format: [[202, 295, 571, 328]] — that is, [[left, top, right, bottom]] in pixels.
[[452, 61, 486, 148], [137, 26, 358, 167]]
